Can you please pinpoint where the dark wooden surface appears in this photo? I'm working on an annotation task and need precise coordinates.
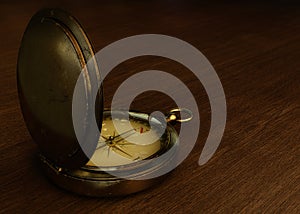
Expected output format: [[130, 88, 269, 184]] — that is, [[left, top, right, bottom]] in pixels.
[[1, 0, 299, 213]]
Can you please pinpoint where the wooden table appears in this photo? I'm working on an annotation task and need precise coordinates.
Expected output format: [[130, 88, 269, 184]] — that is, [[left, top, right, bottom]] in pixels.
[[1, 1, 299, 213]]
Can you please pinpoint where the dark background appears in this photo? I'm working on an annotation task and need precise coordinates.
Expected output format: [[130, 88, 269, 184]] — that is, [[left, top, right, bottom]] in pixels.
[[1, 0, 299, 213]]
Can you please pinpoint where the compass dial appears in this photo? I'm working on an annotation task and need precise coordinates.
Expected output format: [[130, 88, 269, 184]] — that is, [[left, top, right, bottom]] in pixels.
[[87, 111, 168, 167]]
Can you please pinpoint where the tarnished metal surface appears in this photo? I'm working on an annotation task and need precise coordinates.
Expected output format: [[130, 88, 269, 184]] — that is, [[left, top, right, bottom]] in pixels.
[[17, 8, 103, 169]]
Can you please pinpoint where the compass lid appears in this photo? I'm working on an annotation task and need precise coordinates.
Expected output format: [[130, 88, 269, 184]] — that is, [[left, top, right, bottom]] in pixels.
[[17, 8, 103, 169]]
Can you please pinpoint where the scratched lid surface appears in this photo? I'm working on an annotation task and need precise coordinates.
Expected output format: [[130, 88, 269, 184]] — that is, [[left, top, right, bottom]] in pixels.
[[17, 8, 103, 169]]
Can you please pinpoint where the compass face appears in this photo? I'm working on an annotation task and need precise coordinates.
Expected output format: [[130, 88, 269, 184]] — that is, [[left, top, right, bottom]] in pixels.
[[86, 111, 169, 167]]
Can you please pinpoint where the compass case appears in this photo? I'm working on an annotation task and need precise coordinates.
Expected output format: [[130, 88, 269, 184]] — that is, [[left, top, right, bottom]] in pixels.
[[17, 8, 103, 169], [17, 8, 180, 197]]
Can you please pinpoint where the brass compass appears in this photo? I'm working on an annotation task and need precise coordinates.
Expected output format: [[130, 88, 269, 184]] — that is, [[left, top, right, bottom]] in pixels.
[[17, 8, 192, 197]]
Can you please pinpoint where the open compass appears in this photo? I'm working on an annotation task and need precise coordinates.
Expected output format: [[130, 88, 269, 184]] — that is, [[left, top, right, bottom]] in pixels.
[[17, 8, 193, 196]]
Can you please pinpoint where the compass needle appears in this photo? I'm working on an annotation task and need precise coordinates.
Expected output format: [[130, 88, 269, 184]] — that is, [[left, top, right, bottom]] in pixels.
[[114, 132, 136, 143], [113, 145, 133, 158], [96, 144, 106, 150], [107, 147, 111, 157], [101, 135, 109, 140], [118, 142, 135, 146]]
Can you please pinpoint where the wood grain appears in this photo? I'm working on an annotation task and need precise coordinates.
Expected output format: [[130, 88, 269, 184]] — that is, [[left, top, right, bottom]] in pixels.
[[0, 1, 299, 213]]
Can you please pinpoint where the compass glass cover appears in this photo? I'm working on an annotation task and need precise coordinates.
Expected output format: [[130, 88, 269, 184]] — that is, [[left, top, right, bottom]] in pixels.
[[86, 111, 169, 167]]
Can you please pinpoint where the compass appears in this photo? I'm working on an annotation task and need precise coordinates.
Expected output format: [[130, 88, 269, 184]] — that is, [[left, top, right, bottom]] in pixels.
[[17, 8, 193, 197]]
